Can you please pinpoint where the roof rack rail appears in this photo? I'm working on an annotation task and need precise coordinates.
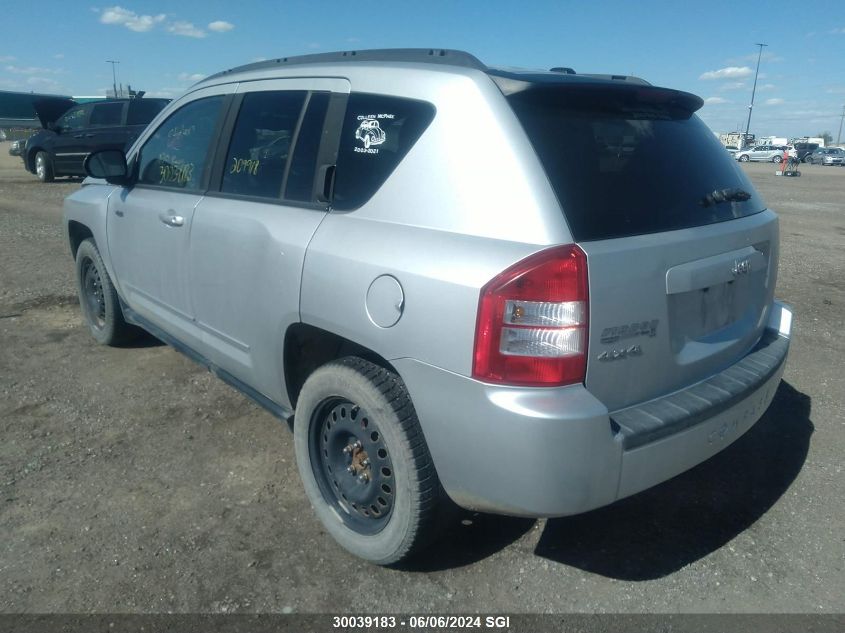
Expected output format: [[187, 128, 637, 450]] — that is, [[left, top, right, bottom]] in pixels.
[[550, 67, 576, 74], [204, 48, 487, 82]]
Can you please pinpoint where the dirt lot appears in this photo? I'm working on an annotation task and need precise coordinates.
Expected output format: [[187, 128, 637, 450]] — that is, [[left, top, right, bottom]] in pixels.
[[1, 144, 843, 614]]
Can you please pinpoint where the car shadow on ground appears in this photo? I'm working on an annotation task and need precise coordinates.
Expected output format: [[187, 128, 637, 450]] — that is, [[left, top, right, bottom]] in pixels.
[[398, 510, 536, 572], [533, 380, 812, 580], [121, 331, 166, 348]]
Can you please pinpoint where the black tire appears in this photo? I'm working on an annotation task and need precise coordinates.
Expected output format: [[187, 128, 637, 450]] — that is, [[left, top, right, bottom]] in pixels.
[[739, 154, 750, 162], [804, 156, 813, 165], [772, 155, 783, 163], [294, 357, 443, 565], [74, 238, 138, 345], [35, 151, 55, 182]]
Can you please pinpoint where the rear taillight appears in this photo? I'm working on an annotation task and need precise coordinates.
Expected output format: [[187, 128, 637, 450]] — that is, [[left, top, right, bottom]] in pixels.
[[473, 245, 589, 387]]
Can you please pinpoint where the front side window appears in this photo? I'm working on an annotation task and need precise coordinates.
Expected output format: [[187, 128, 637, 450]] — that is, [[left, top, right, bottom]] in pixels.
[[137, 96, 224, 190], [333, 93, 435, 210], [56, 106, 90, 132], [89, 102, 124, 127], [220, 91, 306, 199]]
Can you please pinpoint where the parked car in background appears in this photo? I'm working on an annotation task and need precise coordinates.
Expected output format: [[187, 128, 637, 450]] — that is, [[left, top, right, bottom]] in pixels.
[[64, 48, 792, 565], [805, 147, 845, 166], [793, 142, 819, 162], [23, 97, 169, 182], [735, 145, 789, 163], [725, 144, 739, 158]]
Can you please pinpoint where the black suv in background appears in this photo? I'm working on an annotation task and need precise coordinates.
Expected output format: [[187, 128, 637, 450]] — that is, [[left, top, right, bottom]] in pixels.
[[793, 142, 819, 162], [23, 97, 169, 182]]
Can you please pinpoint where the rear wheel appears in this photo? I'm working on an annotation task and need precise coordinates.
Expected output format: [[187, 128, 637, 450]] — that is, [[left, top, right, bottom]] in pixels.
[[35, 151, 54, 182], [739, 154, 750, 162], [772, 155, 783, 163], [294, 357, 444, 565], [804, 156, 813, 164]]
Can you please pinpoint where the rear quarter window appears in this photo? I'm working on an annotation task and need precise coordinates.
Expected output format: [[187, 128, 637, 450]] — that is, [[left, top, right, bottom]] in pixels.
[[332, 93, 435, 210], [127, 99, 169, 126], [507, 85, 766, 241]]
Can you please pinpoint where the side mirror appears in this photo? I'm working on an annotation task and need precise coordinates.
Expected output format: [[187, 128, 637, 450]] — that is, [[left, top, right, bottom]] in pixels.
[[84, 149, 132, 186]]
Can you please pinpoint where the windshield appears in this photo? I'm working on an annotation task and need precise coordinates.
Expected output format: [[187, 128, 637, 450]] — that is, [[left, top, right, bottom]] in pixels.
[[507, 85, 766, 241]]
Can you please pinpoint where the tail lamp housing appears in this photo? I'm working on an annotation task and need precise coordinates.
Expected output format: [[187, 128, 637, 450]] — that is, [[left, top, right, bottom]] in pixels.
[[472, 244, 589, 387]]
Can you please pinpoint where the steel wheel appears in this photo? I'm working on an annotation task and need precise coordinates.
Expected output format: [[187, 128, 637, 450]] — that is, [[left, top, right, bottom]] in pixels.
[[294, 357, 445, 564], [309, 398, 395, 535], [81, 257, 106, 330], [739, 155, 749, 162]]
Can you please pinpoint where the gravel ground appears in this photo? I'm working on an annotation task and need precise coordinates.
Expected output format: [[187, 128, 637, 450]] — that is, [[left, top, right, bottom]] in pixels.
[[0, 143, 843, 614]]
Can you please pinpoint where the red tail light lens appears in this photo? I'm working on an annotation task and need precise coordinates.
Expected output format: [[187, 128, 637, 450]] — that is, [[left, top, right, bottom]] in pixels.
[[473, 245, 589, 387]]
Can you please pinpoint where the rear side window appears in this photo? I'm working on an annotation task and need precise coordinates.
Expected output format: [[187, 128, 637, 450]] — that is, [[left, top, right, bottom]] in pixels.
[[221, 90, 307, 199], [127, 99, 168, 126], [89, 102, 124, 127], [137, 96, 224, 191], [333, 93, 435, 210], [508, 85, 765, 241]]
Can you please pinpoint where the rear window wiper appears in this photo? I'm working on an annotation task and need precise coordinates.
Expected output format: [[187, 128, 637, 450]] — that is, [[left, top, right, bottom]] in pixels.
[[699, 187, 751, 207]]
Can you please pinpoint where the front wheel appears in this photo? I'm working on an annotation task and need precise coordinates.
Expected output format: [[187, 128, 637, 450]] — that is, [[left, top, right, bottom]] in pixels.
[[35, 151, 55, 182], [294, 357, 444, 565], [804, 156, 813, 164], [772, 155, 783, 163], [75, 239, 138, 345]]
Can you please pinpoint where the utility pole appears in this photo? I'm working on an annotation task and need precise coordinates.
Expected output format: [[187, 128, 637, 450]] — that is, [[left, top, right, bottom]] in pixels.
[[106, 60, 120, 97], [743, 43, 767, 149], [837, 104, 845, 146]]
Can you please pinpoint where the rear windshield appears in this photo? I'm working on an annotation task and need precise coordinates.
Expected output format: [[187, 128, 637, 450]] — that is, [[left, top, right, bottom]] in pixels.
[[507, 85, 765, 241]]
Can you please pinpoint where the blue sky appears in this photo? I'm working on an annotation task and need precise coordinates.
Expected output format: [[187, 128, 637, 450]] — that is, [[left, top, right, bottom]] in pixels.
[[3, 0, 844, 138]]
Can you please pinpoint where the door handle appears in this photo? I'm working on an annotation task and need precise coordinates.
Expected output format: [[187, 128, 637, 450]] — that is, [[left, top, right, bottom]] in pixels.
[[158, 212, 185, 227]]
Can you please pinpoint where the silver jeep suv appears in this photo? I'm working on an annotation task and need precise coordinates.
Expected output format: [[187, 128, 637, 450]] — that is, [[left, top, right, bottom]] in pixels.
[[63, 49, 792, 565]]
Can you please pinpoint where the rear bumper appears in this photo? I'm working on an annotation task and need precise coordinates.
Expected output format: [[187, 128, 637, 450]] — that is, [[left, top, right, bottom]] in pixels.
[[395, 301, 792, 517]]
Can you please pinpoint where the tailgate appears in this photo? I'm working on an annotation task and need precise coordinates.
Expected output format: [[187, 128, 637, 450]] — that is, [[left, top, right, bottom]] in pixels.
[[581, 211, 778, 411]]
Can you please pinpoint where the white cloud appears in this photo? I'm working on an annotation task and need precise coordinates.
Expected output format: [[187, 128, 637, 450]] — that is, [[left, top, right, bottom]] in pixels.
[[25, 76, 65, 92], [0, 55, 16, 62], [719, 81, 746, 91], [100, 6, 166, 32], [764, 98, 785, 106], [5, 65, 60, 75], [208, 20, 234, 32], [177, 72, 206, 82], [758, 83, 776, 92], [704, 97, 729, 105], [54, 53, 65, 59], [700, 66, 753, 80], [167, 21, 206, 38], [830, 27, 845, 34]]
